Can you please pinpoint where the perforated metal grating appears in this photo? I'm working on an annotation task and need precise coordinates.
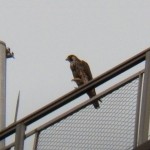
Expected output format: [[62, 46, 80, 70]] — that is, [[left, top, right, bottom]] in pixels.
[[37, 78, 140, 150]]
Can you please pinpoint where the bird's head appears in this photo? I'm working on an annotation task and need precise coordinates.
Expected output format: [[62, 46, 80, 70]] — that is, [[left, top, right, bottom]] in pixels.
[[66, 55, 79, 62]]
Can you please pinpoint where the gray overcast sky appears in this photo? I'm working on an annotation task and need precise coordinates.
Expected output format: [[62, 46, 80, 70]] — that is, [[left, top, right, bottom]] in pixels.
[[0, 0, 150, 125]]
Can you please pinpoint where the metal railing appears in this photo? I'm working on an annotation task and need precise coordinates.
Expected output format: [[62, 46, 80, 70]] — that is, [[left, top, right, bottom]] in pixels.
[[1, 48, 150, 150], [36, 72, 141, 150]]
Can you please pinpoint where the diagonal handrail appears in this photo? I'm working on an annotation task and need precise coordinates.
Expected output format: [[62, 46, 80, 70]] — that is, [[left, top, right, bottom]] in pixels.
[[0, 47, 150, 140]]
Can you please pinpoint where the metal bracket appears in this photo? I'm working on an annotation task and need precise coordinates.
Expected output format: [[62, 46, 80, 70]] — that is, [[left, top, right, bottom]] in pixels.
[[6, 48, 14, 58]]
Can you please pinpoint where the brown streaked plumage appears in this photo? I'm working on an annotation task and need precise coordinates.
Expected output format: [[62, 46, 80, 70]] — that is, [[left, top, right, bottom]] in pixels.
[[66, 54, 101, 109]]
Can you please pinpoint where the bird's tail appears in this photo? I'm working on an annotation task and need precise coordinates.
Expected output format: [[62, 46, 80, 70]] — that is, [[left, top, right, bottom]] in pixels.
[[87, 89, 102, 109], [93, 100, 100, 109]]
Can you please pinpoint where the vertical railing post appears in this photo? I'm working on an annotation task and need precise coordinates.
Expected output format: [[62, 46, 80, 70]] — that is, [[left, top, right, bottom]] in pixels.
[[33, 132, 40, 150], [15, 124, 26, 150], [134, 73, 143, 147], [0, 41, 7, 149], [138, 50, 150, 145]]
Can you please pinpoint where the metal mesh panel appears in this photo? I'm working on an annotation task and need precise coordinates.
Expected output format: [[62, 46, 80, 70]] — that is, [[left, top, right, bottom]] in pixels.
[[37, 78, 140, 150]]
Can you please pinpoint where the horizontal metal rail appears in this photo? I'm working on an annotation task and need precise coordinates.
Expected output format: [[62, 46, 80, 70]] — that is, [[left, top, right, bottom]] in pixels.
[[0, 47, 150, 140]]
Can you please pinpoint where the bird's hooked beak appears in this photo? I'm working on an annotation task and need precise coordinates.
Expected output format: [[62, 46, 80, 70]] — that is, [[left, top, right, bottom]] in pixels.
[[66, 57, 69, 61]]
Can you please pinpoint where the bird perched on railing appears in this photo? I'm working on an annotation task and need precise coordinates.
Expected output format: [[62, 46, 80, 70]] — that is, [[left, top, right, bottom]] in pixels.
[[66, 54, 102, 109]]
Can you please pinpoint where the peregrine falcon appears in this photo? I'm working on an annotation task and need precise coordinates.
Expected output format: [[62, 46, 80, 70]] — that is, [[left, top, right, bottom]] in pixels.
[[66, 54, 101, 109]]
